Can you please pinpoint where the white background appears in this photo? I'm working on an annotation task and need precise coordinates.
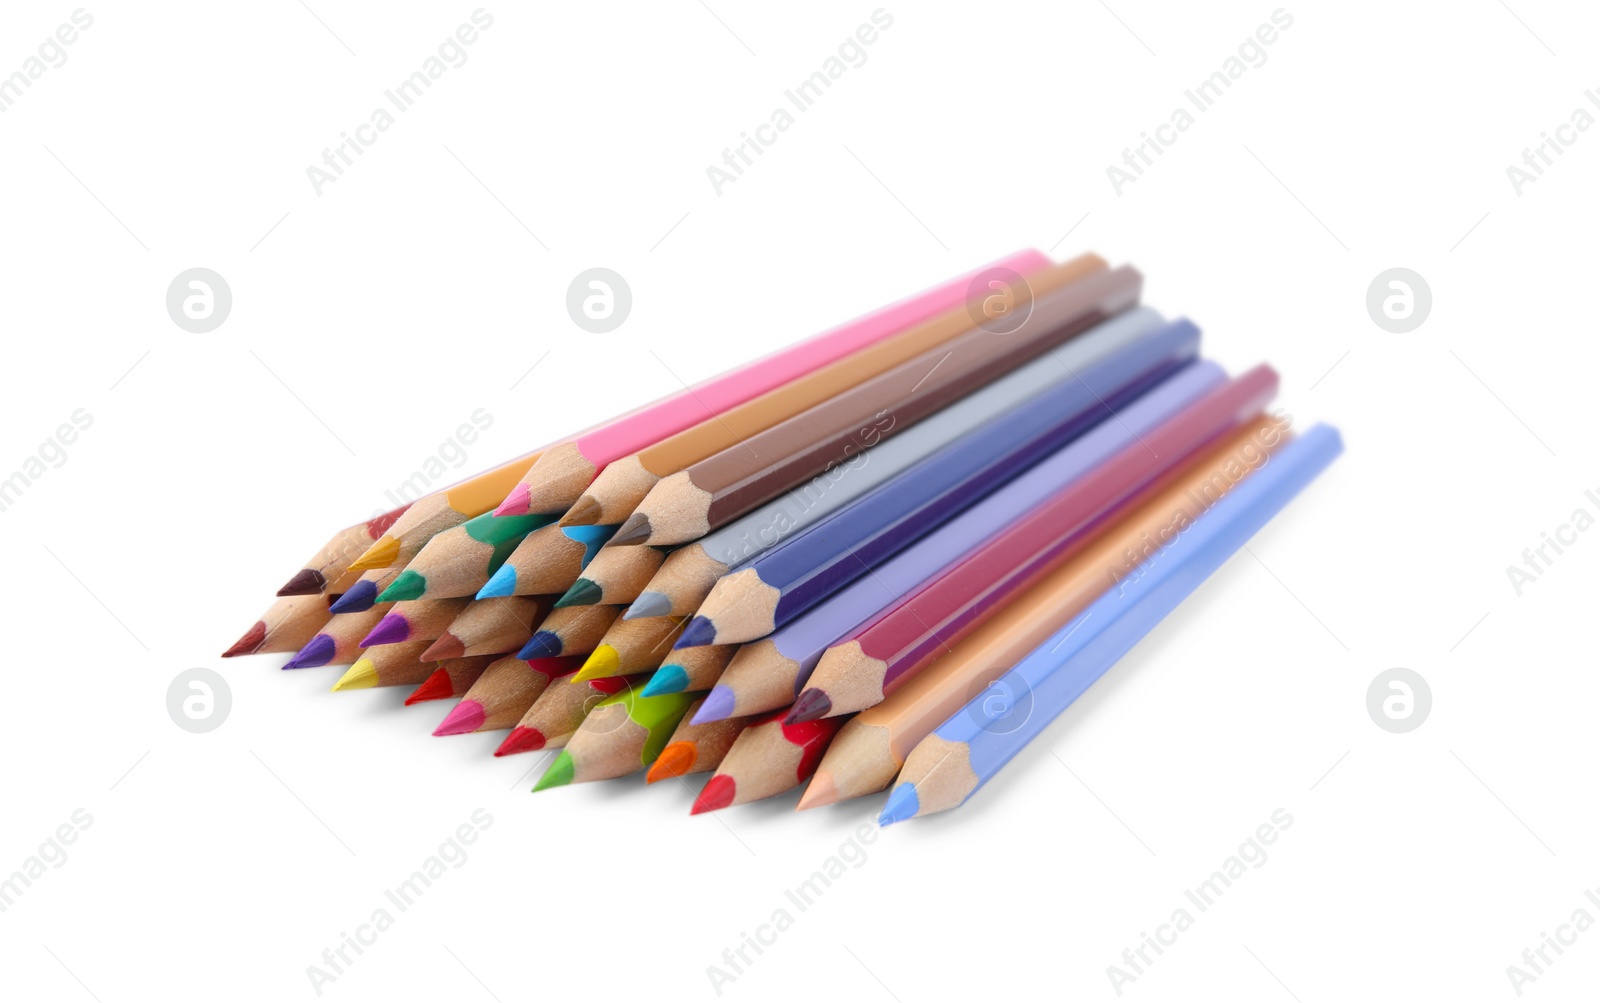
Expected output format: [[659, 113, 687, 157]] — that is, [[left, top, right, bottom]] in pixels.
[[1, 1, 1596, 1000]]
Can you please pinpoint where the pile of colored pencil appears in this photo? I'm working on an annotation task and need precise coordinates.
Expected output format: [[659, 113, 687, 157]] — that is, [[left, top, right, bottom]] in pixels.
[[228, 250, 1342, 825]]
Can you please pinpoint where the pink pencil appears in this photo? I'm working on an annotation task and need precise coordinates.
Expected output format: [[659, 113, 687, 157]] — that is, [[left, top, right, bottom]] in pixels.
[[493, 250, 1052, 516]]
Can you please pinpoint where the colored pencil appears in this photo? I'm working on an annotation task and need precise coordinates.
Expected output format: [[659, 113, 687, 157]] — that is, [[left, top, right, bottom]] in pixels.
[[331, 640, 436, 691], [878, 425, 1344, 825], [516, 604, 623, 659], [562, 255, 1105, 526], [422, 596, 551, 659], [690, 713, 845, 813], [278, 508, 409, 595], [327, 567, 402, 615], [223, 594, 336, 657], [494, 250, 1053, 518], [684, 312, 1192, 645], [613, 265, 1142, 547], [432, 654, 584, 734], [645, 699, 754, 782], [533, 688, 694, 789], [622, 307, 1167, 621], [283, 606, 390, 669], [477, 523, 617, 599], [377, 511, 550, 601], [494, 675, 632, 755], [404, 655, 499, 705], [360, 598, 470, 647], [345, 451, 546, 573], [555, 544, 669, 608], [790, 369, 1281, 721], [640, 643, 737, 697], [572, 615, 689, 682], [691, 362, 1228, 724], [798, 413, 1291, 807]]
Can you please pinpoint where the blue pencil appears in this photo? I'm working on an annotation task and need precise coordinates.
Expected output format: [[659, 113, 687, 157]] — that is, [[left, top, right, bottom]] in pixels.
[[877, 424, 1344, 825], [678, 313, 1197, 647]]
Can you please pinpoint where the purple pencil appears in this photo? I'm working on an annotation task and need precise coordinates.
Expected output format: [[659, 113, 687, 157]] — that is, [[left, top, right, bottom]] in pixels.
[[679, 314, 1197, 647], [690, 359, 1230, 724]]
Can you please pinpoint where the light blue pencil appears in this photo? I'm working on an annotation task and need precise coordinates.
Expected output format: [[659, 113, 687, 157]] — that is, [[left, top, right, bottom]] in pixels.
[[878, 423, 1344, 825]]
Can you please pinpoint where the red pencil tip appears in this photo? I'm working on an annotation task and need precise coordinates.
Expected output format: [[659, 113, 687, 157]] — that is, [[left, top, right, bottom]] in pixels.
[[494, 726, 546, 756], [691, 774, 737, 815], [421, 633, 465, 661], [222, 621, 267, 658], [277, 568, 327, 597], [405, 669, 454, 705]]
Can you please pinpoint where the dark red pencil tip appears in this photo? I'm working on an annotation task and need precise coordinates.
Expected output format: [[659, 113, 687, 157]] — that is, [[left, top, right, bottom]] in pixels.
[[691, 774, 737, 815], [277, 568, 326, 597], [785, 689, 832, 724], [495, 726, 546, 757], [422, 633, 466, 660], [405, 669, 454, 705], [222, 621, 267, 658]]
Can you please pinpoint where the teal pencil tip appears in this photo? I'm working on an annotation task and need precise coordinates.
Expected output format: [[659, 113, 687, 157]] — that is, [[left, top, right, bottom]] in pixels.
[[378, 569, 426, 602], [641, 664, 688, 697], [477, 564, 517, 600], [555, 577, 602, 608], [877, 783, 920, 827]]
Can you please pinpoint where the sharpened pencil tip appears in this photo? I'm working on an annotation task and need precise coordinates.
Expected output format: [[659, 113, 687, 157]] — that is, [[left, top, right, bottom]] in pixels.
[[555, 577, 602, 608], [533, 750, 575, 791], [625, 592, 671, 620], [492, 482, 531, 518], [797, 772, 839, 811], [329, 580, 379, 614], [433, 699, 486, 736], [360, 614, 410, 648], [877, 783, 919, 827], [574, 644, 621, 683], [222, 621, 267, 658], [404, 669, 454, 704], [693, 686, 736, 724], [347, 535, 401, 573], [786, 689, 832, 724], [560, 496, 602, 526], [645, 743, 696, 783], [277, 568, 326, 597], [476, 564, 518, 599], [517, 631, 561, 660], [284, 633, 335, 669], [495, 726, 545, 756], [691, 773, 736, 814], [421, 633, 465, 661], [675, 616, 717, 650], [609, 513, 652, 547], [641, 664, 688, 697], [332, 659, 379, 692], [377, 569, 426, 603]]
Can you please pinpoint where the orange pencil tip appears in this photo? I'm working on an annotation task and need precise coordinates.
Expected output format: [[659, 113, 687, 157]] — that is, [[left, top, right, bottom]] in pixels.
[[645, 743, 696, 783]]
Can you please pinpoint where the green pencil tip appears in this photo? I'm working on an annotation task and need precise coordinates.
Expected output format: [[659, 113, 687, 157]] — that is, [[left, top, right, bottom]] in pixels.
[[554, 577, 602, 608], [377, 569, 426, 602], [533, 750, 575, 791]]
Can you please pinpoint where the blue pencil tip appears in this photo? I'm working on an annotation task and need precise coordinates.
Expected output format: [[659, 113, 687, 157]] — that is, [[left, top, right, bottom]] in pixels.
[[877, 783, 920, 827], [329, 580, 377, 614], [477, 564, 517, 600], [625, 592, 671, 620], [692, 685, 736, 724], [641, 664, 688, 697], [518, 631, 561, 660], [675, 616, 717, 649]]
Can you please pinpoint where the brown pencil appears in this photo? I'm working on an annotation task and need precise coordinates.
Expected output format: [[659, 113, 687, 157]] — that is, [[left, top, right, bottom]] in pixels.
[[422, 596, 551, 659], [613, 265, 1142, 547], [563, 256, 1107, 527]]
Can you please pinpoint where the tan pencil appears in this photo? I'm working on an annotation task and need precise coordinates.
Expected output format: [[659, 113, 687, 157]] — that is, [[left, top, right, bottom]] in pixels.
[[422, 596, 551, 659], [554, 544, 670, 608], [223, 594, 336, 657], [570, 615, 689, 682], [495, 675, 631, 755]]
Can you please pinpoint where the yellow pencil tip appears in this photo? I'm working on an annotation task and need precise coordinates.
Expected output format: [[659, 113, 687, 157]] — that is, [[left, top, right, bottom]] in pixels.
[[573, 644, 622, 682], [347, 536, 401, 573], [332, 659, 379, 691]]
